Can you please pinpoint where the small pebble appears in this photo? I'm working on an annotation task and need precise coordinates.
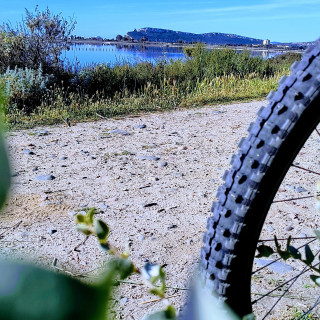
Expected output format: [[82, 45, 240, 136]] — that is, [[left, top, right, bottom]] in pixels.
[[168, 224, 178, 229], [35, 174, 56, 181], [23, 149, 35, 155], [267, 225, 275, 232], [120, 297, 128, 306], [296, 186, 307, 193], [134, 124, 146, 129], [285, 225, 294, 231], [35, 130, 49, 136], [108, 129, 131, 136], [49, 229, 57, 235], [137, 155, 160, 161], [97, 203, 108, 211], [60, 156, 68, 160], [158, 161, 168, 168], [255, 259, 294, 274], [138, 235, 145, 241]]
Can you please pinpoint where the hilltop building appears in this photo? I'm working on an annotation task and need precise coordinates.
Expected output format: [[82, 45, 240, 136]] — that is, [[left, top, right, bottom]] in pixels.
[[263, 39, 271, 46]]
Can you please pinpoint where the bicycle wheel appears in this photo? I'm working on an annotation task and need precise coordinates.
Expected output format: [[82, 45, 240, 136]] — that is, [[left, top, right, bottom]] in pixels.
[[201, 40, 320, 319]]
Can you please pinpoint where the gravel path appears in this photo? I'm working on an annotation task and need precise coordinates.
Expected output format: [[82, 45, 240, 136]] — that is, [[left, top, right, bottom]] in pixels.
[[1, 100, 319, 319]]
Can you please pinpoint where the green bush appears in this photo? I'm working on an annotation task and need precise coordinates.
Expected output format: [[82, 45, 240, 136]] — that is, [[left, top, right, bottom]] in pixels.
[[0, 6, 75, 73], [1, 66, 53, 112]]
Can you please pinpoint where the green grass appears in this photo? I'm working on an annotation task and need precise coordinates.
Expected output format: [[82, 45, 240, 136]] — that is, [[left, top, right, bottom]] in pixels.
[[5, 71, 284, 129], [2, 46, 298, 129]]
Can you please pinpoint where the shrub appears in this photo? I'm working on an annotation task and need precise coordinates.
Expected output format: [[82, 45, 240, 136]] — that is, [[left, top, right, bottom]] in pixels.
[[1, 66, 53, 112], [0, 6, 76, 73]]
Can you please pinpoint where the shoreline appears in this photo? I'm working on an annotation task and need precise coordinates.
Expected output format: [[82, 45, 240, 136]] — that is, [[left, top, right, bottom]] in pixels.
[[69, 39, 304, 54]]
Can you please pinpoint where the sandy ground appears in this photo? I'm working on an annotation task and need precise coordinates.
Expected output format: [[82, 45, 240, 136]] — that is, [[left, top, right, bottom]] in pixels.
[[1, 100, 320, 319]]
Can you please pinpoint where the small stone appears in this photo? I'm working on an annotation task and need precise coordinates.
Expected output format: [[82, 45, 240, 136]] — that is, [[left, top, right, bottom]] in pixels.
[[212, 110, 223, 115], [49, 229, 57, 235], [198, 192, 207, 198], [210, 179, 216, 183], [120, 297, 128, 306], [137, 155, 160, 161], [296, 186, 307, 193], [168, 224, 177, 229], [35, 130, 49, 136], [134, 124, 146, 129], [60, 156, 68, 160], [97, 203, 108, 211], [158, 161, 168, 168], [255, 259, 294, 274], [171, 171, 183, 177], [11, 172, 19, 177], [187, 239, 194, 245], [23, 149, 35, 155], [61, 165, 67, 168], [32, 167, 39, 172], [108, 129, 131, 136], [35, 174, 55, 181], [267, 225, 275, 232], [138, 235, 145, 241], [285, 225, 294, 231]]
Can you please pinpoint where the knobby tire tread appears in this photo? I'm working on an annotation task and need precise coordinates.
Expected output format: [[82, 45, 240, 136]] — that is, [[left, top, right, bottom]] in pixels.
[[201, 41, 320, 317]]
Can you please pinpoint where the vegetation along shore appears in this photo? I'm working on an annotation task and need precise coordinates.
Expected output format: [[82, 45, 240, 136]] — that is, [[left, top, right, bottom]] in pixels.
[[0, 8, 301, 130]]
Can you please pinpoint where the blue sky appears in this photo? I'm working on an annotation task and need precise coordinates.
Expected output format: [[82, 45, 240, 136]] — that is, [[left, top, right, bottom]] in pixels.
[[1, 0, 319, 42]]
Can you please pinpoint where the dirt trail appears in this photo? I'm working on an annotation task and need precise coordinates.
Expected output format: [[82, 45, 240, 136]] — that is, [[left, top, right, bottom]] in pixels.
[[2, 100, 317, 319]]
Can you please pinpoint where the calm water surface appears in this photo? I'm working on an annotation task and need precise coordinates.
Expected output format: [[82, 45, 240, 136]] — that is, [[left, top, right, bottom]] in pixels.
[[62, 43, 284, 67]]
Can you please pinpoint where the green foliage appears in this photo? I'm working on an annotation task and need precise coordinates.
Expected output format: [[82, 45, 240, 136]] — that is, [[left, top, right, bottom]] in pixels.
[[0, 6, 76, 73], [257, 230, 320, 287], [1, 66, 53, 112], [0, 262, 108, 320], [0, 88, 10, 210], [143, 306, 177, 320]]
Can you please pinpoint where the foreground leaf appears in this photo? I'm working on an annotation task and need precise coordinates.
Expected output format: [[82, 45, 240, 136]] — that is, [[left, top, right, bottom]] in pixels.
[[94, 219, 109, 241], [0, 131, 10, 211], [142, 305, 176, 320], [256, 245, 274, 258], [0, 262, 108, 320], [305, 244, 315, 265], [310, 275, 320, 287]]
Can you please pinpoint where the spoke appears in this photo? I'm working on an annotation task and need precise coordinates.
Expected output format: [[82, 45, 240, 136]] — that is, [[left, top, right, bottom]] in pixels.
[[292, 163, 320, 176], [296, 294, 320, 320], [253, 260, 320, 305], [273, 195, 316, 203], [258, 236, 316, 243], [261, 265, 309, 320], [253, 238, 317, 274]]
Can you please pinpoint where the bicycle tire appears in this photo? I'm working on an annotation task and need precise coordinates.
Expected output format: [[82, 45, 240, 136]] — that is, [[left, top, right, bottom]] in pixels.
[[201, 40, 320, 317]]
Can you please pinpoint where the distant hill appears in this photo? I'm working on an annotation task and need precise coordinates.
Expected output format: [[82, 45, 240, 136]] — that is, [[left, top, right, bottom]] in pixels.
[[127, 27, 263, 45]]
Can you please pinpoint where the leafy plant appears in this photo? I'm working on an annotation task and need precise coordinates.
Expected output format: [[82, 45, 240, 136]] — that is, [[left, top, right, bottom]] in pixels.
[[1, 66, 53, 112], [0, 6, 76, 73], [74, 208, 173, 313]]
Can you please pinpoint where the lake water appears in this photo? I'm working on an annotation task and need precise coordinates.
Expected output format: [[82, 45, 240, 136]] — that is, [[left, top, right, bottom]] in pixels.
[[62, 43, 285, 67]]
